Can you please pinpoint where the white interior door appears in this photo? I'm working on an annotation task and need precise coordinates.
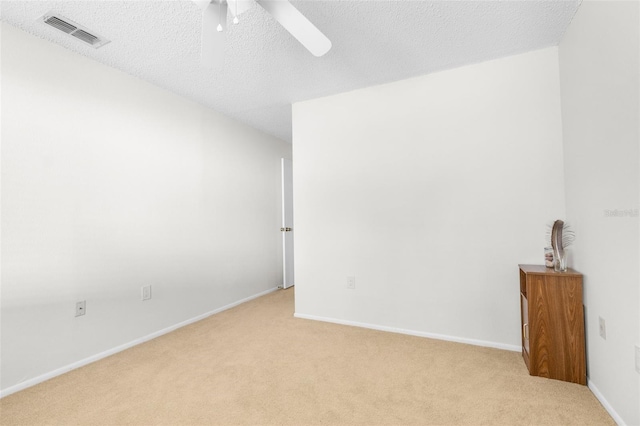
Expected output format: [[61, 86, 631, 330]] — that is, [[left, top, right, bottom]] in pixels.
[[281, 158, 294, 289]]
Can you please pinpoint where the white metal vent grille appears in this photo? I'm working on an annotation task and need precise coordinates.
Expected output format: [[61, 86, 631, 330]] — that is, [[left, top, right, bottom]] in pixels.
[[72, 29, 99, 45], [43, 16, 76, 34], [41, 13, 110, 49]]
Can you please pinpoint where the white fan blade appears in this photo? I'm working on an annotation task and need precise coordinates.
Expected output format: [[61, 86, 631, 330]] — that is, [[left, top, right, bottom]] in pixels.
[[258, 0, 331, 57], [228, 0, 256, 17], [192, 0, 211, 12], [201, 1, 227, 67]]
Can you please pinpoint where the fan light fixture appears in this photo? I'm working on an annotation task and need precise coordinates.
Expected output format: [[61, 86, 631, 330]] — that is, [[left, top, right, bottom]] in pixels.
[[193, 0, 331, 67], [233, 0, 239, 24]]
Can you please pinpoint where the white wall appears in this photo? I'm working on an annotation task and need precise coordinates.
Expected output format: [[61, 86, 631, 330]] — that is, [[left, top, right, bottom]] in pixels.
[[558, 2, 639, 424], [0, 23, 290, 392], [293, 47, 566, 349]]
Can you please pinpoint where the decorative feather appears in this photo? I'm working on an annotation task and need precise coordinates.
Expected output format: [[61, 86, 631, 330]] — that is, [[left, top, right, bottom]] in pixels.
[[546, 220, 575, 249], [551, 220, 565, 262]]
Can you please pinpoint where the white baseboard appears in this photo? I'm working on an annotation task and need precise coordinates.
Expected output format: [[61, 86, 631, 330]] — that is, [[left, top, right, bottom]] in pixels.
[[294, 315, 628, 424], [588, 380, 626, 426], [0, 287, 279, 399], [293, 313, 521, 352]]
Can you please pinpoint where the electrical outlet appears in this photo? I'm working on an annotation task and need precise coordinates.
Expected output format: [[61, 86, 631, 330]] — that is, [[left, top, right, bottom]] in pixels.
[[142, 285, 152, 301], [598, 316, 606, 340], [346, 276, 356, 289], [635, 345, 640, 374], [75, 300, 86, 317]]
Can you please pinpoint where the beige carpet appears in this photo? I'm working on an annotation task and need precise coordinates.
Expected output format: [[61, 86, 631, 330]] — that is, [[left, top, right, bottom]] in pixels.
[[0, 288, 613, 425]]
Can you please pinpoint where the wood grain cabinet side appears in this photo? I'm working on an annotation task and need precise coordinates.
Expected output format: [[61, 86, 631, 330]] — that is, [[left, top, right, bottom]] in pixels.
[[519, 264, 586, 385]]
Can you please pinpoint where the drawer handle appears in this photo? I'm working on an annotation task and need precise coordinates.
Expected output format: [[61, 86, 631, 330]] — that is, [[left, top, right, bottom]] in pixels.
[[523, 323, 529, 340]]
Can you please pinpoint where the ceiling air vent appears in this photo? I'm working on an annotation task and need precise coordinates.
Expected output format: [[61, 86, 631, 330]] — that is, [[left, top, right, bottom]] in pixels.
[[72, 29, 100, 45], [43, 16, 76, 34], [41, 13, 110, 49]]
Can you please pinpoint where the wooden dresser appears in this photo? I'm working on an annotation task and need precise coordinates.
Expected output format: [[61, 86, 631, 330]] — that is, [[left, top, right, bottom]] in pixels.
[[519, 264, 586, 385]]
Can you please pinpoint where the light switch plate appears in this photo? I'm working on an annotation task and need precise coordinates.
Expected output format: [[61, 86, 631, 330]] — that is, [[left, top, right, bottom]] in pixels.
[[75, 300, 86, 317]]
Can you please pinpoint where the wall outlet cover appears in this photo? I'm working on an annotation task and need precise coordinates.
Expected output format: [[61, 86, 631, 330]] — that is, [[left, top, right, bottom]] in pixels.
[[346, 276, 356, 289], [598, 316, 606, 340], [142, 285, 152, 301]]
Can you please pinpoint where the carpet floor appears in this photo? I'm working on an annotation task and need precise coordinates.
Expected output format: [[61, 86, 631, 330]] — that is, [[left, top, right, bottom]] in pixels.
[[0, 288, 613, 425]]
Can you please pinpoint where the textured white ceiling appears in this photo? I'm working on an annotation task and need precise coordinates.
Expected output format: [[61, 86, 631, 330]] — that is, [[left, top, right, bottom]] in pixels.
[[1, 0, 581, 142]]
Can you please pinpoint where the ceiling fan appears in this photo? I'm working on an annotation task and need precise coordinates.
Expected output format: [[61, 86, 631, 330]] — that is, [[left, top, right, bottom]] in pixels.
[[192, 0, 332, 66]]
